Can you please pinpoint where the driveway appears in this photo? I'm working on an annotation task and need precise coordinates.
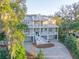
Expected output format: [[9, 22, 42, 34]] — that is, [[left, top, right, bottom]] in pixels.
[[24, 41, 73, 59]]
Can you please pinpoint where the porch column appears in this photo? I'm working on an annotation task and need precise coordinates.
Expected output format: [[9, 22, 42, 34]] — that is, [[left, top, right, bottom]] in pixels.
[[57, 28, 58, 41], [47, 28, 49, 41]]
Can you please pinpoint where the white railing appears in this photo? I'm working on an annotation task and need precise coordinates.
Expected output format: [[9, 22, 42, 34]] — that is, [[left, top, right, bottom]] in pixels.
[[48, 32, 58, 35], [35, 35, 48, 45], [33, 32, 49, 45], [25, 32, 58, 36], [28, 24, 58, 28]]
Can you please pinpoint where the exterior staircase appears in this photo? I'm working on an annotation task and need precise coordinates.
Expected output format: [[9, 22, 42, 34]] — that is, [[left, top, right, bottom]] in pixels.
[[33, 32, 49, 45]]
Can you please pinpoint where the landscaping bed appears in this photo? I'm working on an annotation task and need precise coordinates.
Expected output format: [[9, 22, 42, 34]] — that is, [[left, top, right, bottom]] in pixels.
[[32, 43, 54, 48]]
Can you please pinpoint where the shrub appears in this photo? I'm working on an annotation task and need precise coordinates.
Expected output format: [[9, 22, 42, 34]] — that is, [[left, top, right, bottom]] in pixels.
[[37, 49, 45, 59], [64, 34, 79, 59], [0, 48, 9, 59], [0, 32, 6, 41]]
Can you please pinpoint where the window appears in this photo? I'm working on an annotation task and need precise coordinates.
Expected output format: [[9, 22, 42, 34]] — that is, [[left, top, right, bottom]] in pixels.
[[49, 35, 57, 40], [41, 28, 47, 32], [44, 28, 47, 31], [41, 36, 47, 40], [48, 28, 52, 32], [49, 35, 53, 40], [53, 35, 57, 39]]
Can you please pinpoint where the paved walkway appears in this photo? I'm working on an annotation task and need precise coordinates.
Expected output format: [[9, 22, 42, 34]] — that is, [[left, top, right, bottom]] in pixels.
[[24, 41, 73, 59]]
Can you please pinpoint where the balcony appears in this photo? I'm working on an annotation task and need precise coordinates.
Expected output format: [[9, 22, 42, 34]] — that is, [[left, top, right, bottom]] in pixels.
[[25, 31, 58, 36], [27, 24, 58, 28]]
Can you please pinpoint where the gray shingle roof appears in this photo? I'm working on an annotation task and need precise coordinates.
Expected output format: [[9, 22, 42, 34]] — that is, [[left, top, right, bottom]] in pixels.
[[26, 14, 52, 21]]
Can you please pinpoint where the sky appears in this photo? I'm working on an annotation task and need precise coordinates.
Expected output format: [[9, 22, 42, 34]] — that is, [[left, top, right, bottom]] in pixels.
[[27, 0, 79, 15]]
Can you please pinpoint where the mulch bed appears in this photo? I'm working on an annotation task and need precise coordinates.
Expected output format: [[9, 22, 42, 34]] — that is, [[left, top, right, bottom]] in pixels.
[[32, 43, 54, 48]]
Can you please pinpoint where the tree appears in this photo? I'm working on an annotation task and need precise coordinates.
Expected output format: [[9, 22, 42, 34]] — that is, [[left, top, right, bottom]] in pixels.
[[54, 1, 79, 59], [53, 16, 63, 26], [0, 0, 27, 59], [55, 2, 79, 21], [54, 1, 79, 42], [69, 20, 79, 31]]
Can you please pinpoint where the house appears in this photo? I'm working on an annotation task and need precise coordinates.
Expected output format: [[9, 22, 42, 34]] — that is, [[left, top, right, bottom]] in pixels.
[[23, 14, 58, 44]]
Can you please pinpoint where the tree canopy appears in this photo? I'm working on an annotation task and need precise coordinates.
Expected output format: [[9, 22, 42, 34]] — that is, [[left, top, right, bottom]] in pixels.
[[0, 0, 27, 59]]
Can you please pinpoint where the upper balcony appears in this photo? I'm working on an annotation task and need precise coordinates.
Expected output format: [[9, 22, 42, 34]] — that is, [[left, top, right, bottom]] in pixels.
[[27, 24, 58, 28], [24, 31, 58, 36]]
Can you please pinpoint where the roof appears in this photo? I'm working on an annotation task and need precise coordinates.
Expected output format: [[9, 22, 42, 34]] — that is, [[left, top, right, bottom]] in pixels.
[[26, 14, 52, 21]]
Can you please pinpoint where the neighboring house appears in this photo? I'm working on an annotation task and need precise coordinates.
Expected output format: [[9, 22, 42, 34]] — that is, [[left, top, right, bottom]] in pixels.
[[24, 14, 58, 43]]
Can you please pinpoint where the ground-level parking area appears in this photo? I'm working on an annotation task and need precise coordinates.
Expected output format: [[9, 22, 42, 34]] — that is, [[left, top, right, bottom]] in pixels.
[[24, 41, 73, 59]]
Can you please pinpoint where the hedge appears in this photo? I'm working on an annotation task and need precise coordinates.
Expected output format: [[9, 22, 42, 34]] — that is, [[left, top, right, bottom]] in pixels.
[[64, 34, 79, 59], [0, 48, 9, 59]]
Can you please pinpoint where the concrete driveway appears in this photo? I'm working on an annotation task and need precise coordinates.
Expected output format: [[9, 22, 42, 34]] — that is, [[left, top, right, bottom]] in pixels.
[[24, 41, 73, 59]]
